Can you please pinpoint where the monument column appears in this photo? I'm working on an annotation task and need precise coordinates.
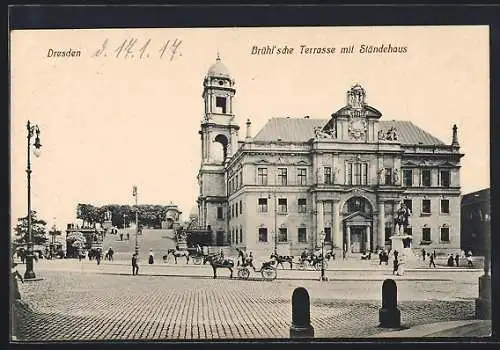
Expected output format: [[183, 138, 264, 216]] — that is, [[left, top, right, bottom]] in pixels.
[[317, 200, 324, 249], [378, 201, 385, 249], [333, 200, 341, 248]]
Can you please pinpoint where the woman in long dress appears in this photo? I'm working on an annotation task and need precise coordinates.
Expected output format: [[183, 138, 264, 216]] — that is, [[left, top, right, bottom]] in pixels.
[[397, 255, 405, 276], [148, 249, 154, 264]]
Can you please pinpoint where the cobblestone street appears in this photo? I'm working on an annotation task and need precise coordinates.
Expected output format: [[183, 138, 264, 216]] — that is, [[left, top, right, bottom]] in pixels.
[[12, 260, 481, 341]]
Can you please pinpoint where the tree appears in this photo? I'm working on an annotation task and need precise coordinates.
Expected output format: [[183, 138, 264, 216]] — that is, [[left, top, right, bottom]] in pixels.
[[13, 211, 48, 247]]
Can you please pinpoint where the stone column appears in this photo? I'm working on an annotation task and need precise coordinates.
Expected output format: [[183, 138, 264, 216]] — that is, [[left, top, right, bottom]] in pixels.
[[378, 201, 385, 249], [333, 200, 341, 248], [366, 226, 371, 252], [346, 226, 351, 253], [317, 200, 324, 248]]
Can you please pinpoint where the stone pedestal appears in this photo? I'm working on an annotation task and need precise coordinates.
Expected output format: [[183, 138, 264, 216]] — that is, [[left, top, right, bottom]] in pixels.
[[390, 234, 418, 266]]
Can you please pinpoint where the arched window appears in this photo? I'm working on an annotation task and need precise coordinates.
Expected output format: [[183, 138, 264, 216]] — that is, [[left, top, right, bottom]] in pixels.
[[343, 196, 372, 215]]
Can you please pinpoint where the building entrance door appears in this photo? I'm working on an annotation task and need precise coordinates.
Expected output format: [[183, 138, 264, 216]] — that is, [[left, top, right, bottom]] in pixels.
[[216, 231, 224, 246], [350, 226, 366, 253]]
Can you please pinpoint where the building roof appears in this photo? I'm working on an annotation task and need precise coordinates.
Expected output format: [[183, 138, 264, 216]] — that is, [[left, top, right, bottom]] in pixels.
[[207, 56, 231, 78], [461, 188, 490, 206], [252, 117, 446, 146]]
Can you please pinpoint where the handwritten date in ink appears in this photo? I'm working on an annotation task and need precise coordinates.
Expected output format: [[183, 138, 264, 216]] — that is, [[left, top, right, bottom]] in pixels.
[[92, 38, 182, 61]]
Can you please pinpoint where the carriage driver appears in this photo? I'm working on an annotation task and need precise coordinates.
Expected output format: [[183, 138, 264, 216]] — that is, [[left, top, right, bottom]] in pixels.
[[196, 244, 202, 255]]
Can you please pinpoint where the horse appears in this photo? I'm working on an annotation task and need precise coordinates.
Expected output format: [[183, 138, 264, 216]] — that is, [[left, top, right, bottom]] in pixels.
[[204, 253, 234, 279], [270, 252, 294, 269], [164, 249, 190, 264]]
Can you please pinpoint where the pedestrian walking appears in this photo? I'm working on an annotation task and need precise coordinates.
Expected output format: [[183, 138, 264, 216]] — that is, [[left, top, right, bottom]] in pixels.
[[78, 248, 82, 262], [148, 249, 154, 265], [127, 233, 130, 240], [96, 249, 102, 265], [120, 233, 123, 241], [392, 257, 399, 275], [429, 253, 436, 268], [455, 254, 460, 267], [422, 248, 426, 261], [132, 253, 139, 275], [433, 250, 436, 259]]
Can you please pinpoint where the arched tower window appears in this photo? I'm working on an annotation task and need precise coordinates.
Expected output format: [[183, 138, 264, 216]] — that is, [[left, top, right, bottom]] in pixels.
[[214, 134, 229, 163]]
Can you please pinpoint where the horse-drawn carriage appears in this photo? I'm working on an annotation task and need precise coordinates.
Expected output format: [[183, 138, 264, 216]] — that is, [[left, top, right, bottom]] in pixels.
[[236, 260, 277, 280]]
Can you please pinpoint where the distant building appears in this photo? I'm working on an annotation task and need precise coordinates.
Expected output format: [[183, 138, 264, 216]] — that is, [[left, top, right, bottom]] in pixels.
[[196, 56, 464, 256], [461, 188, 490, 255]]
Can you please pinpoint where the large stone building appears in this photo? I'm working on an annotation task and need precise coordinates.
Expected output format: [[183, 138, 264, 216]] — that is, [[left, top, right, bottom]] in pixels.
[[196, 56, 464, 256], [461, 188, 490, 256]]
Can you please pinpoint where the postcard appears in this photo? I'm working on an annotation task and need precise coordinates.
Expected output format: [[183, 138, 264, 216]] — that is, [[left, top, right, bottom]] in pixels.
[[10, 24, 491, 341]]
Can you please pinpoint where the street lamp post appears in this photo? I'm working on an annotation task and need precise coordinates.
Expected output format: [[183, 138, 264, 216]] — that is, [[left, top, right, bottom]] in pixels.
[[320, 231, 327, 281], [24, 121, 42, 280], [269, 192, 277, 255], [133, 186, 139, 256]]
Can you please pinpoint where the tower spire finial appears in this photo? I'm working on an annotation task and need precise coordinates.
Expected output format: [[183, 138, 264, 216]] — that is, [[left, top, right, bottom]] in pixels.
[[216, 49, 221, 61]]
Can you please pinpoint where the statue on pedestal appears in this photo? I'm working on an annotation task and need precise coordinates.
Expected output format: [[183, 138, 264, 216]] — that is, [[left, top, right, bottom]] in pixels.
[[394, 202, 411, 236]]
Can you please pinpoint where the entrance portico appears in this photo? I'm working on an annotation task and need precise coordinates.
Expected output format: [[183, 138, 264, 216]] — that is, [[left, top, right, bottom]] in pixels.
[[344, 213, 373, 253]]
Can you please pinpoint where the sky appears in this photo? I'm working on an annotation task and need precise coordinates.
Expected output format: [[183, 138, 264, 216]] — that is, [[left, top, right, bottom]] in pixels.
[[10, 25, 489, 232]]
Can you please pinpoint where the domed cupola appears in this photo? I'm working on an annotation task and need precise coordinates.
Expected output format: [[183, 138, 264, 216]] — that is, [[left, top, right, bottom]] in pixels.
[[207, 54, 232, 79]]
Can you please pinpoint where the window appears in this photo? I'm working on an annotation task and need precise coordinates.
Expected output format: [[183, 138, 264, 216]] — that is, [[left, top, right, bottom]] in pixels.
[[235, 175, 239, 189], [297, 168, 307, 185], [404, 227, 412, 236], [348, 162, 368, 185], [422, 227, 431, 241], [278, 168, 288, 186], [231, 229, 234, 243], [239, 200, 242, 214], [403, 199, 413, 213], [278, 227, 288, 242], [217, 207, 224, 220], [403, 169, 413, 187], [385, 168, 393, 185], [278, 198, 288, 213], [324, 167, 332, 184], [422, 169, 431, 187], [422, 199, 431, 214], [440, 227, 450, 242], [385, 227, 392, 241], [441, 199, 450, 214], [239, 171, 243, 187], [231, 204, 235, 218], [324, 227, 332, 242], [258, 228, 268, 242], [298, 198, 307, 213], [440, 170, 450, 188], [215, 96, 226, 113], [258, 198, 268, 212], [298, 228, 307, 243], [235, 202, 238, 217], [257, 168, 268, 185], [239, 227, 242, 243]]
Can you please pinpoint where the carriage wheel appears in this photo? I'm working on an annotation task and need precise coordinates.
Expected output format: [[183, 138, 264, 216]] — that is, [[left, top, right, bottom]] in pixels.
[[192, 256, 202, 265], [261, 267, 277, 281], [298, 261, 306, 270], [237, 268, 250, 280], [323, 260, 329, 270], [314, 262, 322, 271]]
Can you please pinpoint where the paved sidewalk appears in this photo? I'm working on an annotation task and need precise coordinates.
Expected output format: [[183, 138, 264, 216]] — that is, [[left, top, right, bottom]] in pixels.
[[369, 320, 492, 338]]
